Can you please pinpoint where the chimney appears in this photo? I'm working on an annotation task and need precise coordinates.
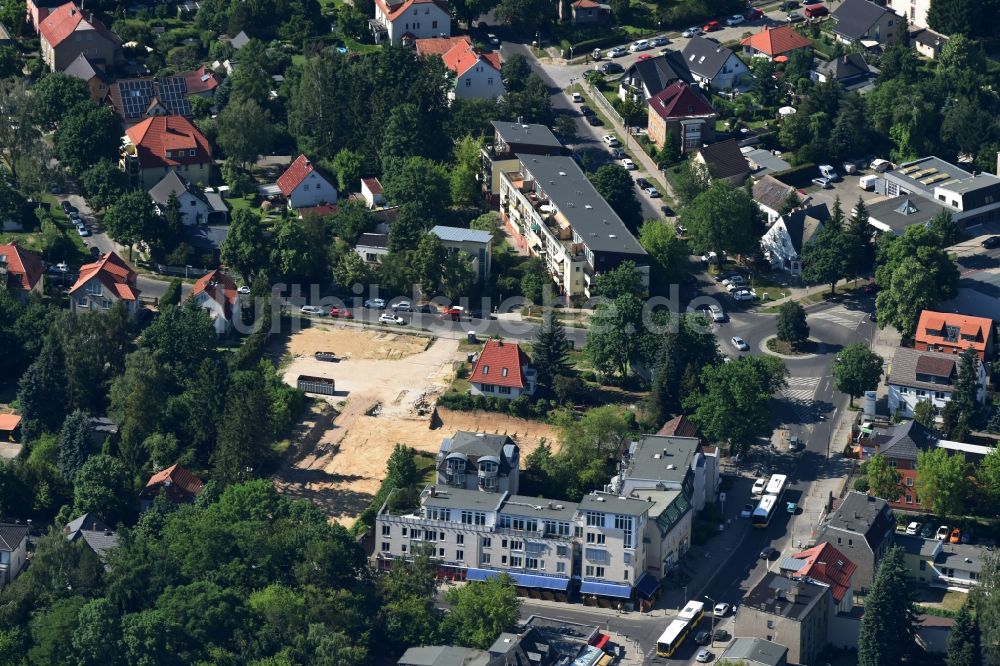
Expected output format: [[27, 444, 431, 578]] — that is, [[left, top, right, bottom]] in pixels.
[[430, 485, 437, 497]]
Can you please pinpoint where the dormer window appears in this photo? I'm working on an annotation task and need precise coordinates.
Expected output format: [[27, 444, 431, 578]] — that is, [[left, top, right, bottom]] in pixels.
[[481, 365, 489, 375], [501, 368, 508, 377], [165, 150, 172, 158]]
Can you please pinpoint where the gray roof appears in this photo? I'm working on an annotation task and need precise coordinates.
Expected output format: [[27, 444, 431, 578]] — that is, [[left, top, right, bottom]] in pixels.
[[502, 495, 579, 521], [697, 139, 750, 181], [753, 175, 798, 212], [78, 529, 121, 560], [430, 225, 493, 245], [64, 53, 105, 83], [421, 486, 506, 512], [441, 432, 516, 460], [884, 156, 978, 196], [621, 51, 694, 95], [895, 533, 940, 558], [743, 572, 827, 621], [187, 224, 229, 250], [624, 434, 699, 486], [578, 492, 653, 517], [887, 347, 963, 392], [816, 53, 873, 82], [682, 36, 740, 81], [231, 30, 251, 49], [203, 190, 229, 214], [515, 155, 647, 257], [744, 149, 792, 175], [491, 121, 563, 150], [149, 170, 208, 207], [398, 646, 490, 666], [357, 233, 389, 249], [722, 638, 789, 666], [870, 420, 938, 462], [643, 489, 691, 536], [867, 195, 947, 234], [819, 491, 894, 549], [832, 0, 893, 40], [65, 513, 110, 535], [913, 29, 947, 48], [0, 523, 28, 551], [783, 203, 830, 252], [935, 543, 986, 574]]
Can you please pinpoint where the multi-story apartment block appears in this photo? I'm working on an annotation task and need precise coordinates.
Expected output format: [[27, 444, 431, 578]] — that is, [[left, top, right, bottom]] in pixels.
[[736, 573, 831, 666], [435, 431, 520, 495], [374, 486, 656, 603], [481, 121, 568, 201], [499, 155, 649, 301]]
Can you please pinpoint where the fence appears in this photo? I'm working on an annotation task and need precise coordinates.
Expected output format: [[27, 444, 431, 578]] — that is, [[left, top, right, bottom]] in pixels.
[[154, 264, 211, 278], [584, 81, 625, 128]]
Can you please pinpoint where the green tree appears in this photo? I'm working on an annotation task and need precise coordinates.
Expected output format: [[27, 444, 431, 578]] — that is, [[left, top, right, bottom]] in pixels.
[[858, 547, 916, 666], [499, 74, 553, 125], [57, 409, 93, 482], [775, 301, 809, 347], [915, 447, 970, 518], [221, 208, 269, 281], [141, 301, 217, 380], [586, 294, 643, 376], [866, 453, 902, 501], [332, 251, 372, 289], [875, 257, 941, 336], [973, 551, 1000, 663], [593, 261, 644, 300], [443, 575, 520, 648], [946, 600, 981, 666], [387, 204, 428, 254], [216, 98, 274, 168], [53, 103, 121, 174], [0, 78, 47, 188], [927, 0, 977, 37], [27, 596, 85, 666], [410, 233, 447, 295], [928, 209, 961, 247], [81, 159, 128, 211], [160, 279, 182, 308], [684, 180, 763, 257], [553, 115, 578, 141], [270, 213, 333, 284], [941, 349, 980, 439], [844, 197, 874, 280], [801, 199, 851, 293], [71, 598, 123, 666], [450, 135, 482, 207], [73, 454, 133, 525], [639, 220, 689, 291], [16, 341, 67, 442], [832, 343, 884, 407], [31, 73, 90, 129], [684, 356, 787, 454], [470, 211, 503, 244], [103, 190, 157, 261], [331, 148, 366, 193], [382, 156, 451, 224], [212, 368, 273, 484], [589, 163, 643, 233], [120, 609, 183, 666], [670, 161, 710, 208], [913, 400, 939, 429], [533, 309, 571, 393]]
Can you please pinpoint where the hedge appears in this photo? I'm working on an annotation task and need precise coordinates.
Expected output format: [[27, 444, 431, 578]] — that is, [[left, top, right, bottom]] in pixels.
[[437, 392, 560, 420], [571, 32, 630, 53], [773, 162, 818, 189]]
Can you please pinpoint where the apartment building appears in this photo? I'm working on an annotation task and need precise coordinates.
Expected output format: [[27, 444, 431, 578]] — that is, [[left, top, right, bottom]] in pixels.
[[736, 573, 831, 666], [374, 486, 655, 602], [481, 121, 568, 200], [814, 492, 895, 591], [435, 431, 520, 495], [499, 155, 649, 300], [914, 310, 994, 360]]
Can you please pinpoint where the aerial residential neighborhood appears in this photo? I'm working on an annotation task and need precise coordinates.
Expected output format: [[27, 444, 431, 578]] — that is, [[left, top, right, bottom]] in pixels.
[[1, 0, 1000, 663]]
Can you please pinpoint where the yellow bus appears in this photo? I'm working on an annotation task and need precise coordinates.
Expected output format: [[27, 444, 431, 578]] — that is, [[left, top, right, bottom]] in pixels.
[[655, 600, 705, 657]]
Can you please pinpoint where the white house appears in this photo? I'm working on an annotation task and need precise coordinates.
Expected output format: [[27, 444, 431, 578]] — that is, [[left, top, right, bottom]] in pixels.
[[361, 177, 386, 209], [0, 524, 28, 590], [752, 175, 801, 224], [469, 339, 536, 400], [276, 154, 338, 210], [189, 268, 239, 336], [888, 0, 929, 28], [372, 0, 450, 46], [415, 36, 503, 100], [355, 233, 390, 263], [430, 225, 492, 282], [681, 36, 751, 92], [760, 204, 830, 276], [149, 171, 211, 225], [887, 347, 987, 418]]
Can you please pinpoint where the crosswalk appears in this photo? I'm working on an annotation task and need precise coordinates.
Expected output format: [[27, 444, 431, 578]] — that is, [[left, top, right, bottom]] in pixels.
[[810, 307, 866, 330], [776, 376, 821, 422]]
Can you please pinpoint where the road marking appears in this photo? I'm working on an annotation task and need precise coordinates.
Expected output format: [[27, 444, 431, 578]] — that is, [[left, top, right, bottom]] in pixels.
[[810, 307, 865, 329], [776, 376, 820, 422]]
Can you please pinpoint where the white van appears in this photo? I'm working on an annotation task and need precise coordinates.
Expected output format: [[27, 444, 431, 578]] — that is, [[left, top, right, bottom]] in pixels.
[[859, 174, 878, 191], [818, 164, 840, 181]]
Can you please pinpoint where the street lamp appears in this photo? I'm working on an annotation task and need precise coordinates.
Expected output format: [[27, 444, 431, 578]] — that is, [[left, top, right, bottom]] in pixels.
[[703, 595, 717, 648]]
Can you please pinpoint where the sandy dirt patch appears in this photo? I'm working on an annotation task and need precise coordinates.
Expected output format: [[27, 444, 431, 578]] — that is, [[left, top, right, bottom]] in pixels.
[[284, 324, 431, 362]]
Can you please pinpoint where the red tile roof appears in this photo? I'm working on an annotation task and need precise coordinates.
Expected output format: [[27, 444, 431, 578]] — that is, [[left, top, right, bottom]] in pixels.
[[68, 251, 139, 301], [0, 414, 21, 432], [140, 464, 204, 504], [277, 154, 317, 197], [184, 65, 222, 95], [915, 310, 992, 353], [299, 204, 339, 218], [0, 242, 43, 292], [376, 0, 450, 21], [648, 82, 716, 121], [740, 25, 812, 57], [469, 339, 531, 389], [38, 2, 118, 49], [362, 177, 383, 195], [414, 35, 469, 56], [191, 268, 238, 319], [572, 0, 600, 7], [791, 542, 857, 603], [125, 115, 211, 170], [415, 36, 501, 78], [657, 415, 701, 438]]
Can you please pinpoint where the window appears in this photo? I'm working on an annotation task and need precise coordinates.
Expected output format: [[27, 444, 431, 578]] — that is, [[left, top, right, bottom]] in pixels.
[[382, 525, 391, 536], [623, 570, 629, 580], [166, 150, 172, 158], [586, 532, 595, 543], [438, 548, 445, 557], [481, 384, 494, 393], [557, 545, 568, 557], [381, 542, 390, 552], [457, 534, 464, 545], [916, 389, 927, 397], [900, 387, 909, 394], [510, 556, 522, 567], [482, 537, 491, 548], [597, 533, 606, 544], [585, 565, 594, 576], [556, 562, 566, 573], [905, 495, 913, 504], [501, 368, 508, 377], [189, 149, 196, 157], [888, 459, 897, 468], [482, 553, 491, 564], [303, 184, 309, 191], [498, 386, 512, 394], [848, 539, 853, 546], [439, 532, 445, 541], [615, 515, 634, 548], [465, 79, 471, 87], [586, 511, 603, 527], [511, 540, 524, 551], [456, 550, 464, 561], [401, 544, 407, 552], [935, 391, 946, 399], [767, 620, 774, 629], [906, 478, 914, 487], [432, 20, 437, 28], [502, 539, 507, 548], [502, 555, 507, 564], [402, 527, 408, 536], [837, 537, 842, 545], [488, 77, 493, 86], [595, 566, 605, 578], [526, 557, 540, 569], [482, 365, 489, 375], [86, 281, 102, 296]]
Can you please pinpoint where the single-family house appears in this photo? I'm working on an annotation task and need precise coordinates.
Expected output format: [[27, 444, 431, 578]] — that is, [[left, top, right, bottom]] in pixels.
[[27, 0, 57, 32], [0, 524, 28, 590], [887, 347, 987, 418], [229, 30, 250, 50], [38, 2, 120, 72], [646, 82, 717, 154], [64, 513, 120, 561], [857, 419, 938, 509], [736, 573, 831, 665], [121, 115, 212, 190], [63, 53, 109, 102], [0, 242, 44, 302], [189, 268, 239, 336], [897, 535, 987, 591], [681, 37, 751, 92], [779, 542, 858, 612], [814, 491, 895, 591], [361, 178, 386, 208], [831, 0, 900, 46], [355, 233, 390, 263], [436, 431, 520, 494], [694, 139, 751, 185], [0, 414, 21, 442], [720, 638, 788, 666], [740, 26, 812, 59], [149, 171, 214, 225], [140, 464, 204, 507], [912, 29, 947, 59], [570, 0, 608, 24], [469, 339, 536, 399], [183, 65, 222, 97], [760, 203, 830, 275], [811, 53, 877, 91], [888, 0, 929, 29], [277, 154, 338, 209], [415, 36, 503, 100], [618, 51, 693, 104], [914, 311, 994, 360], [753, 175, 800, 223], [429, 225, 492, 282], [68, 251, 140, 315], [371, 0, 451, 45]]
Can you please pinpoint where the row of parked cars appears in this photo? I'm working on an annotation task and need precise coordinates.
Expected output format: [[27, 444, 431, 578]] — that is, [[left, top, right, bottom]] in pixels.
[[60, 200, 91, 237], [905, 521, 973, 544]]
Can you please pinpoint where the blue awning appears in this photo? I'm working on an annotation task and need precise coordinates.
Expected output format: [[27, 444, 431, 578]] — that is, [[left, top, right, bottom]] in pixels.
[[635, 572, 660, 599], [466, 568, 569, 591], [580, 580, 633, 598]]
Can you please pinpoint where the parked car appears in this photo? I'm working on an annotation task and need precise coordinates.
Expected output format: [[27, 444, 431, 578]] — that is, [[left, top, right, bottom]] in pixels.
[[681, 26, 702, 38], [650, 36, 669, 47], [696, 649, 713, 663], [950, 528, 961, 543], [644, 186, 661, 197], [603, 134, 620, 146], [786, 10, 804, 21], [364, 298, 386, 309], [731, 336, 749, 351], [636, 53, 653, 62], [760, 546, 778, 560], [695, 630, 711, 646], [587, 114, 603, 126], [579, 104, 593, 115], [818, 164, 841, 181], [713, 629, 730, 642], [329, 307, 353, 318], [920, 523, 936, 538], [60, 200, 72, 213], [732, 289, 755, 302], [621, 158, 637, 170], [725, 14, 745, 25], [392, 300, 412, 312], [77, 226, 91, 237], [905, 521, 922, 535], [600, 62, 624, 74], [788, 435, 803, 451], [787, 501, 798, 514], [702, 20, 721, 31], [237, 285, 251, 295], [752, 478, 767, 496], [607, 46, 627, 58], [812, 177, 832, 189], [936, 525, 950, 540], [300, 305, 325, 315], [714, 603, 731, 617], [745, 7, 764, 19], [708, 305, 725, 322], [379, 313, 405, 325], [572, 92, 583, 103], [610, 148, 626, 159], [740, 503, 754, 518], [870, 158, 892, 172], [661, 205, 676, 216], [982, 236, 1000, 249], [629, 39, 650, 52], [722, 275, 746, 287], [804, 3, 829, 17], [487, 33, 500, 46], [635, 176, 651, 189]]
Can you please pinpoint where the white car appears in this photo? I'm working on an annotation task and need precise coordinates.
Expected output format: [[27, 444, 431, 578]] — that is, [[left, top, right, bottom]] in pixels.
[[621, 158, 636, 170], [649, 36, 669, 47], [740, 503, 754, 519], [714, 603, 731, 617], [628, 39, 650, 52], [572, 92, 583, 103], [607, 46, 627, 58], [905, 521, 921, 535], [364, 298, 386, 309], [300, 305, 325, 315], [732, 289, 755, 302], [731, 336, 749, 351], [708, 305, 725, 322], [393, 300, 412, 312], [644, 186, 661, 197], [379, 313, 405, 325], [696, 649, 713, 663], [725, 14, 745, 25], [936, 525, 950, 540], [487, 33, 500, 46], [752, 478, 767, 496], [237, 285, 251, 294], [602, 134, 620, 147], [682, 26, 702, 38]]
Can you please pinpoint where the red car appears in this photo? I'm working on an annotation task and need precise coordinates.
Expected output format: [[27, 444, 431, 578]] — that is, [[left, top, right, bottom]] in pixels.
[[702, 20, 721, 31], [745, 7, 763, 19], [328, 307, 353, 318], [804, 3, 828, 17], [637, 54, 653, 61]]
